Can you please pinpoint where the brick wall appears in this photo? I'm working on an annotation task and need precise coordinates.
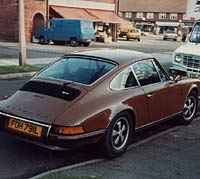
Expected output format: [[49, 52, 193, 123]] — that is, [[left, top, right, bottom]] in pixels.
[[0, 0, 18, 40], [24, 0, 46, 42]]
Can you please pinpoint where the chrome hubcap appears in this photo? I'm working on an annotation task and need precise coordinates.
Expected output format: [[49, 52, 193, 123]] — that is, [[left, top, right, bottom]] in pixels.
[[184, 96, 196, 120], [112, 117, 129, 150]]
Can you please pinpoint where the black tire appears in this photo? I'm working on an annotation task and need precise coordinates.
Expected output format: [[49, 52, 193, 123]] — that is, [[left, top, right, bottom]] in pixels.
[[163, 38, 166, 40], [83, 42, 90, 47], [70, 38, 78, 47], [104, 112, 133, 158], [39, 36, 46, 45], [179, 91, 198, 125], [126, 37, 129, 41], [138, 38, 140, 42]]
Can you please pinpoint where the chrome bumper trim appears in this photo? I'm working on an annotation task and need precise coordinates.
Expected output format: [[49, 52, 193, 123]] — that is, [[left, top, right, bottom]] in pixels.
[[50, 129, 106, 140]]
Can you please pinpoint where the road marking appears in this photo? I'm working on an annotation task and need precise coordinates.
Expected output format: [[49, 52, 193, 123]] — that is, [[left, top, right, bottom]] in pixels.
[[30, 117, 200, 179]]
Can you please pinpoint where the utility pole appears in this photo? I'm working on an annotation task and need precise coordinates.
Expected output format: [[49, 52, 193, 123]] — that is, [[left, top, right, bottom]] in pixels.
[[46, 0, 49, 27], [19, 0, 26, 66]]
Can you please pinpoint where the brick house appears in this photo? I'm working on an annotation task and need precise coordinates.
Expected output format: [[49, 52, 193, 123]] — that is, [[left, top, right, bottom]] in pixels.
[[0, 0, 122, 42], [119, 0, 193, 34]]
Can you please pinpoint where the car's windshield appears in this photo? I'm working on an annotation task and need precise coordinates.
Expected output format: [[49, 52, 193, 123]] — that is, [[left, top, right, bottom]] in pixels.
[[35, 57, 116, 85], [189, 22, 200, 43]]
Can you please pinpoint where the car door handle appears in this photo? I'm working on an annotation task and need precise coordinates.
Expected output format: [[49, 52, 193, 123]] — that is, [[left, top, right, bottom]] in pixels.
[[146, 94, 154, 98]]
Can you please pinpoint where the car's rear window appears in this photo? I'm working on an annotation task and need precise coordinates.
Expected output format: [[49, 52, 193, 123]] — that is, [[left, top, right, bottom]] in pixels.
[[130, 29, 139, 33], [35, 57, 116, 85]]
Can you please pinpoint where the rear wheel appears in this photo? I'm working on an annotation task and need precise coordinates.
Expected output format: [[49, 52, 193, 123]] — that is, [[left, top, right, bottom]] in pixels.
[[104, 112, 133, 158], [70, 38, 78, 47], [126, 37, 129, 41], [179, 91, 198, 125], [39, 36, 46, 45], [138, 38, 140, 42]]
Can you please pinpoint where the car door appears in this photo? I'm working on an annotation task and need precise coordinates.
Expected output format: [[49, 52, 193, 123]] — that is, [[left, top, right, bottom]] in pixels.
[[132, 59, 181, 124], [153, 59, 182, 116], [110, 67, 149, 127]]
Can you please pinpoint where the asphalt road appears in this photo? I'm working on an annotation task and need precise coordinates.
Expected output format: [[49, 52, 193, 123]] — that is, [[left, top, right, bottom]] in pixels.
[[0, 36, 191, 179], [0, 35, 184, 62]]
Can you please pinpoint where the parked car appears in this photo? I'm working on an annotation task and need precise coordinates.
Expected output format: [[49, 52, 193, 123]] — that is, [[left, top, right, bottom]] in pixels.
[[0, 49, 199, 158], [163, 30, 178, 41], [34, 19, 94, 47], [126, 28, 141, 41], [172, 21, 200, 78]]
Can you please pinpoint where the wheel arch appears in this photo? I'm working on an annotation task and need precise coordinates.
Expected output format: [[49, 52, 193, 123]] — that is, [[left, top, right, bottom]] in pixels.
[[39, 34, 47, 40], [70, 37, 78, 41], [108, 108, 137, 134], [188, 84, 198, 97]]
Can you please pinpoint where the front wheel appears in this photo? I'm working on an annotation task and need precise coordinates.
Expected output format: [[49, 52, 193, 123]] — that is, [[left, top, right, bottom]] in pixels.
[[104, 112, 133, 158], [179, 91, 198, 125], [70, 38, 78, 47]]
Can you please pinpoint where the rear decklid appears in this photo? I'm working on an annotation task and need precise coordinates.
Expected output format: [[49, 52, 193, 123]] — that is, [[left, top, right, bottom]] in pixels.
[[0, 79, 88, 124]]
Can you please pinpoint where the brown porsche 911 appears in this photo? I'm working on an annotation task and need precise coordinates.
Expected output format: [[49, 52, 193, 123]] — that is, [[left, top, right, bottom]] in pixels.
[[0, 49, 199, 158]]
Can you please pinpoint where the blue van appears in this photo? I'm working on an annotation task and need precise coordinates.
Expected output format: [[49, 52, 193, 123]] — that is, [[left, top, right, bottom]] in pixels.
[[35, 19, 95, 47]]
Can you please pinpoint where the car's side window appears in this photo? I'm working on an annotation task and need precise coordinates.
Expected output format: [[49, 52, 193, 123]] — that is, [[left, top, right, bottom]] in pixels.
[[110, 67, 138, 90], [132, 60, 161, 86], [153, 60, 169, 82]]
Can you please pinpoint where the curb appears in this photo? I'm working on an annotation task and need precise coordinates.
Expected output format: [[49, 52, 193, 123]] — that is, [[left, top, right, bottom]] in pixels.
[[0, 71, 37, 80]]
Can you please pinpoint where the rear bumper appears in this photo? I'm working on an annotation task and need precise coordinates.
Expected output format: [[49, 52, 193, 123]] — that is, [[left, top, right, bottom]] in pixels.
[[127, 36, 140, 39], [0, 112, 105, 150]]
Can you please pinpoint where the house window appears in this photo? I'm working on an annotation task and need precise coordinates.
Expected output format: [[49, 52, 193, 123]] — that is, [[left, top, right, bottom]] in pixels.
[[159, 13, 166, 19], [125, 12, 132, 18], [136, 12, 143, 19], [147, 13, 154, 19], [118, 12, 123, 17], [170, 13, 178, 20]]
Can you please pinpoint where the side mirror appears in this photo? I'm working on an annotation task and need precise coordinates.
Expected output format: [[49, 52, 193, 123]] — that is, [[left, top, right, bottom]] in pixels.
[[169, 67, 187, 81]]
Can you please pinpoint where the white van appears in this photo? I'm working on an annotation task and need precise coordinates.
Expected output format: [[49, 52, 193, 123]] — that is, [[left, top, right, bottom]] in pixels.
[[172, 21, 200, 77]]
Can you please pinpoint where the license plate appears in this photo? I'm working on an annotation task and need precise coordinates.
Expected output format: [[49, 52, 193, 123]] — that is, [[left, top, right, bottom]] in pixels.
[[8, 118, 43, 138]]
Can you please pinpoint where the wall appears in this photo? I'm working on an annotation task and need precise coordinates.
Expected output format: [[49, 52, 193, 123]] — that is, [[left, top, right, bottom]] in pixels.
[[0, 0, 46, 42], [185, 0, 200, 20], [0, 0, 18, 40], [24, 0, 46, 42]]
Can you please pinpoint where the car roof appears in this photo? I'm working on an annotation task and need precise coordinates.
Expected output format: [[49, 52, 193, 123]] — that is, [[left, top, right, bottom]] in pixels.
[[65, 49, 153, 67]]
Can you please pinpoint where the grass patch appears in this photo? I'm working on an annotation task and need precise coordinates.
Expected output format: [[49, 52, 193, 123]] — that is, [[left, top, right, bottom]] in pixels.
[[0, 65, 42, 74], [39, 172, 104, 179]]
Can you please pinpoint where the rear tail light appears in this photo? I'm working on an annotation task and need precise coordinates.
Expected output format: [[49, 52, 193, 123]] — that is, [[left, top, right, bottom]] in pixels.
[[51, 125, 85, 135]]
